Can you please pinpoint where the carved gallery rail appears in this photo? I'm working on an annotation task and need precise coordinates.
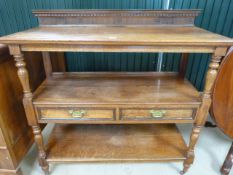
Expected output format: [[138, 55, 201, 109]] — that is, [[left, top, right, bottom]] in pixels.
[[0, 10, 232, 175]]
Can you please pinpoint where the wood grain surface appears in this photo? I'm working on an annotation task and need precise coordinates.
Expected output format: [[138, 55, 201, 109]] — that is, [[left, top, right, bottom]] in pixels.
[[1, 10, 231, 174], [40, 108, 115, 120], [211, 47, 233, 138], [47, 124, 187, 162], [0, 26, 232, 47], [0, 44, 45, 174], [33, 72, 201, 105], [121, 109, 194, 120]]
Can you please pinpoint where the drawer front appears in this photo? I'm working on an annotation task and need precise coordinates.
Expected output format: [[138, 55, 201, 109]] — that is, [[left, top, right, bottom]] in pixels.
[[38, 108, 115, 121], [121, 109, 195, 120], [0, 149, 14, 169]]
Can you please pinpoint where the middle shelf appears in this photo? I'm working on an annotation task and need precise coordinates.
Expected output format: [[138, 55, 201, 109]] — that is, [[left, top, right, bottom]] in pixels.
[[32, 72, 201, 124]]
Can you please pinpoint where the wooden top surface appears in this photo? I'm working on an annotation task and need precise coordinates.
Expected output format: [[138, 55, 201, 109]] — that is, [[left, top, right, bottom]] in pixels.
[[33, 72, 201, 106], [0, 26, 232, 46]]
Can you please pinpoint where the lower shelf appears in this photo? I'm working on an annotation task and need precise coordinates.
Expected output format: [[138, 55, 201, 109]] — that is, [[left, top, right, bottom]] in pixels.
[[46, 124, 187, 163]]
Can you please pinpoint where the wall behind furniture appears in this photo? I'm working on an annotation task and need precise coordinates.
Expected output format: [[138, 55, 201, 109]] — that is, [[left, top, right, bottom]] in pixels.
[[0, 0, 232, 90]]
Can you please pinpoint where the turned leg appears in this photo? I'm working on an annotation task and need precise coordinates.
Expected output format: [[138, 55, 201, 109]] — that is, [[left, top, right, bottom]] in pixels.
[[221, 142, 233, 175], [9, 45, 49, 174], [181, 50, 225, 174], [181, 125, 201, 174], [32, 126, 49, 174]]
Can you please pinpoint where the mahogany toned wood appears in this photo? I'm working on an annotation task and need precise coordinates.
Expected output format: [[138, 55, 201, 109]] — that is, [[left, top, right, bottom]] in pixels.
[[46, 124, 187, 162], [210, 47, 233, 175], [211, 47, 233, 138], [221, 142, 233, 175], [0, 10, 232, 175], [0, 44, 45, 174]]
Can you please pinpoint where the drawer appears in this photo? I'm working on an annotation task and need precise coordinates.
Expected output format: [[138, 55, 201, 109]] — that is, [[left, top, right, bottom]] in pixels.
[[120, 109, 195, 120], [37, 107, 115, 121], [0, 149, 14, 169]]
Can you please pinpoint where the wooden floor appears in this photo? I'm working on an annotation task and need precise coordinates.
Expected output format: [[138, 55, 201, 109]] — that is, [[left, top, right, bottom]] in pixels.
[[46, 124, 187, 162], [33, 72, 201, 106]]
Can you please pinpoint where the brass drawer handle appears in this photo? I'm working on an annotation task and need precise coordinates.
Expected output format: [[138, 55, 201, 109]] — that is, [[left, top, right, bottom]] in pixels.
[[150, 110, 166, 118], [68, 110, 86, 118]]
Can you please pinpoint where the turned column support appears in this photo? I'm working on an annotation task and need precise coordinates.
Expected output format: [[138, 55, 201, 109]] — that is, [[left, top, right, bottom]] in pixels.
[[181, 125, 201, 174], [32, 126, 49, 174], [11, 48, 31, 97], [181, 48, 227, 174], [9, 45, 49, 175]]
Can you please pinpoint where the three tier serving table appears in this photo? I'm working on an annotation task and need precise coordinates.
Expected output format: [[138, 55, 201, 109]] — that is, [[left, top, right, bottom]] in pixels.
[[0, 10, 232, 174]]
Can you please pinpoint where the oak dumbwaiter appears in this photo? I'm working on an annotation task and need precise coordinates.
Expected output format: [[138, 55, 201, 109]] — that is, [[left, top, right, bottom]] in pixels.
[[0, 9, 232, 175]]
